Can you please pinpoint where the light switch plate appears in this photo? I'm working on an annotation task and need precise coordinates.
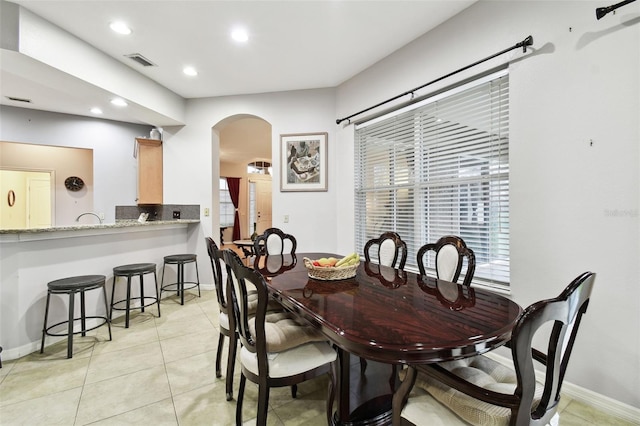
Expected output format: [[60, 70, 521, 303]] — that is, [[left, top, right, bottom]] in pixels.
[[204, 208, 210, 217], [284, 215, 289, 223]]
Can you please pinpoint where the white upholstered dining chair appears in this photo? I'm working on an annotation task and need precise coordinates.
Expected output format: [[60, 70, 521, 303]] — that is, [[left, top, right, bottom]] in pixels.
[[393, 271, 596, 426], [223, 249, 337, 425], [205, 237, 250, 401], [253, 227, 297, 257], [416, 235, 475, 286], [364, 231, 407, 268]]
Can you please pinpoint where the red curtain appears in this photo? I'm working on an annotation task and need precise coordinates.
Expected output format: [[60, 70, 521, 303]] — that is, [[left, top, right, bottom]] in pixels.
[[226, 177, 241, 241]]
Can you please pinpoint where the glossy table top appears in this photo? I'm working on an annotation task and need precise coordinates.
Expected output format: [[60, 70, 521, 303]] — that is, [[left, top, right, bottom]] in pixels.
[[265, 252, 522, 364]]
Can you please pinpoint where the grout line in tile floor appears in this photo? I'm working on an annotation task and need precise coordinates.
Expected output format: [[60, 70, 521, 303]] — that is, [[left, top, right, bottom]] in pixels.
[[0, 289, 635, 426]]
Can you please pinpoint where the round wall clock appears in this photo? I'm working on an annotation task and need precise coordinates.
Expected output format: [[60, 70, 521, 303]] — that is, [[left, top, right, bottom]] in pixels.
[[64, 176, 85, 191]]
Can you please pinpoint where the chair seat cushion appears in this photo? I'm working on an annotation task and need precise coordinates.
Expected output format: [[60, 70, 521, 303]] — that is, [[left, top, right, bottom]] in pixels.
[[248, 311, 327, 353], [406, 355, 544, 426], [220, 290, 279, 331], [240, 341, 336, 378], [219, 310, 230, 331], [401, 386, 470, 425]]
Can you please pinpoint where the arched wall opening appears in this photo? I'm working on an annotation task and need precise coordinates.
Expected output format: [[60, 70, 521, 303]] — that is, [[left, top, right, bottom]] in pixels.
[[212, 113, 272, 245]]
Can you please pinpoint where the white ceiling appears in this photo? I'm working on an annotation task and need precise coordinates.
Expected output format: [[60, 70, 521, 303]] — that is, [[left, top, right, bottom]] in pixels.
[[3, 1, 475, 104], [1, 0, 475, 161]]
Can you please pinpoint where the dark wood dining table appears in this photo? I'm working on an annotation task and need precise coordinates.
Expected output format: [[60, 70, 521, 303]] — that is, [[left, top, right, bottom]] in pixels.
[[258, 252, 522, 426]]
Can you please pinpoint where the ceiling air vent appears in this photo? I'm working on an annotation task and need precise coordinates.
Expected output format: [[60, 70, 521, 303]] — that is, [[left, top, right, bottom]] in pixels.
[[6, 96, 32, 103], [125, 53, 157, 67]]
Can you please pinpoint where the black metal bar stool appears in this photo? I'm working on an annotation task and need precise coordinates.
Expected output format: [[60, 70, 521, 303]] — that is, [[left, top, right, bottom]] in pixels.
[[40, 275, 112, 358], [160, 254, 201, 305], [111, 263, 161, 328]]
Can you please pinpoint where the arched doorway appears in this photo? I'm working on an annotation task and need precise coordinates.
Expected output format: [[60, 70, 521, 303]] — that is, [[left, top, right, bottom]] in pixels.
[[213, 114, 272, 245]]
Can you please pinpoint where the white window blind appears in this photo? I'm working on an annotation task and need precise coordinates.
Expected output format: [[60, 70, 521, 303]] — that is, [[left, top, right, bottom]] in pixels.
[[354, 70, 510, 287], [219, 178, 235, 227]]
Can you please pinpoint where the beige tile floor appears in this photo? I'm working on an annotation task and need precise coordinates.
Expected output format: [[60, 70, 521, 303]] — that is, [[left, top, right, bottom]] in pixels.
[[0, 289, 635, 426]]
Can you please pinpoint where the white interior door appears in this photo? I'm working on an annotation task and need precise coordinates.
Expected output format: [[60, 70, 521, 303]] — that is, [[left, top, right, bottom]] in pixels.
[[28, 177, 52, 228], [255, 180, 272, 234]]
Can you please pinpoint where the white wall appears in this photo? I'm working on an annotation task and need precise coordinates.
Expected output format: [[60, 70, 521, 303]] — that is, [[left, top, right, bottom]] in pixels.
[[0, 106, 153, 223], [162, 88, 339, 257], [335, 0, 639, 409]]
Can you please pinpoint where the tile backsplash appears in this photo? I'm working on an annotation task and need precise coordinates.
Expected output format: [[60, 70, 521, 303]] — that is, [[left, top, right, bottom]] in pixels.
[[116, 204, 200, 221]]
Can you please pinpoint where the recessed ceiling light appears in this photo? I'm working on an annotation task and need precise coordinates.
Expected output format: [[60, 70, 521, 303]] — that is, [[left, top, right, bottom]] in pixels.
[[183, 66, 198, 76], [110, 21, 132, 35], [90, 107, 103, 114], [110, 98, 128, 107], [231, 27, 249, 43]]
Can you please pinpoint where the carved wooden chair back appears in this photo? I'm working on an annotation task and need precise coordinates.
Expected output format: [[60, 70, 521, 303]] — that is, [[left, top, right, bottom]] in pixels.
[[205, 237, 236, 400], [364, 231, 408, 269], [416, 235, 475, 286], [254, 227, 297, 257], [205, 237, 228, 316]]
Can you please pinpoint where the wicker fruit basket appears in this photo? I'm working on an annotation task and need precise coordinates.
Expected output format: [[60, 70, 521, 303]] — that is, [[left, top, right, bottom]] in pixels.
[[303, 257, 360, 281]]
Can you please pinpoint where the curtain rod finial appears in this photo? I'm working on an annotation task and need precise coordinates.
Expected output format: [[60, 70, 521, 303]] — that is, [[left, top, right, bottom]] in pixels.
[[596, 0, 638, 20], [596, 6, 608, 19]]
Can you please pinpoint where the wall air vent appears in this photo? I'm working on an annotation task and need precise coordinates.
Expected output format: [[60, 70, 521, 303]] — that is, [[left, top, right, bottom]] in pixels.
[[125, 53, 157, 67], [6, 96, 32, 103]]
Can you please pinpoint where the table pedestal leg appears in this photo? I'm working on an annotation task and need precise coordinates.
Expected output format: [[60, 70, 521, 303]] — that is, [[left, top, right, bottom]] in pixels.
[[332, 348, 395, 426]]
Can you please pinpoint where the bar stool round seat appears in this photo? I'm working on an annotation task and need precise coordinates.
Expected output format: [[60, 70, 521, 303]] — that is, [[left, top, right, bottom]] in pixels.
[[40, 275, 112, 359], [160, 254, 201, 305], [111, 263, 161, 328]]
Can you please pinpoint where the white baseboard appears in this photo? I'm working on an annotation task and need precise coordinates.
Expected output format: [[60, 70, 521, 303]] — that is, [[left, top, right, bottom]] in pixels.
[[484, 352, 640, 424], [561, 381, 640, 425]]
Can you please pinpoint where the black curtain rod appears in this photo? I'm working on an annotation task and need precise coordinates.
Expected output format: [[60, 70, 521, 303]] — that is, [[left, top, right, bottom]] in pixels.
[[336, 35, 533, 125], [596, 0, 637, 19]]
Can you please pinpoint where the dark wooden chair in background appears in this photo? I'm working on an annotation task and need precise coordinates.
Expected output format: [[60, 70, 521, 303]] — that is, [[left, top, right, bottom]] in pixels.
[[253, 227, 297, 258], [364, 231, 407, 268], [416, 235, 475, 287]]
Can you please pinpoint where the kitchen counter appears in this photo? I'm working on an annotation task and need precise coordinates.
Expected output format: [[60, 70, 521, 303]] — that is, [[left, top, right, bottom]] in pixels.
[[0, 219, 200, 242], [0, 218, 203, 360]]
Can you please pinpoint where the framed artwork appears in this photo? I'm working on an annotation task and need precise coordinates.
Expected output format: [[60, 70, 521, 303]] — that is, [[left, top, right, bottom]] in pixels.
[[280, 132, 328, 192]]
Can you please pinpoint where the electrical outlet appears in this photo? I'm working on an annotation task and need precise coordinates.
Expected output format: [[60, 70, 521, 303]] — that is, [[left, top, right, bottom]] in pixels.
[[99, 212, 105, 220], [284, 215, 289, 223], [173, 211, 181, 219]]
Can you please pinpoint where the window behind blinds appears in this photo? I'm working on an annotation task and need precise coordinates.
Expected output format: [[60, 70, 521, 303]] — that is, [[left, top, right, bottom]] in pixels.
[[219, 178, 235, 227], [354, 70, 510, 288]]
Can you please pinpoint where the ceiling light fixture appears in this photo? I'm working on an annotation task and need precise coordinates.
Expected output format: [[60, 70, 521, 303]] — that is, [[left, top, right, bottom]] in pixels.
[[110, 98, 128, 107], [90, 107, 103, 114], [110, 21, 132, 35], [183, 66, 198, 76], [231, 27, 249, 43]]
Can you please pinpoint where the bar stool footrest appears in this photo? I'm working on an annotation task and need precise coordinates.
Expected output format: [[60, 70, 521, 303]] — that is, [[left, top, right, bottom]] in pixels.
[[111, 297, 160, 311], [161, 282, 199, 292], [44, 316, 111, 337]]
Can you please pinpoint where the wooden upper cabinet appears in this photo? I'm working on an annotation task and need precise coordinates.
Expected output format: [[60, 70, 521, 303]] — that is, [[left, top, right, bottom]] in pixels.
[[136, 138, 163, 204]]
